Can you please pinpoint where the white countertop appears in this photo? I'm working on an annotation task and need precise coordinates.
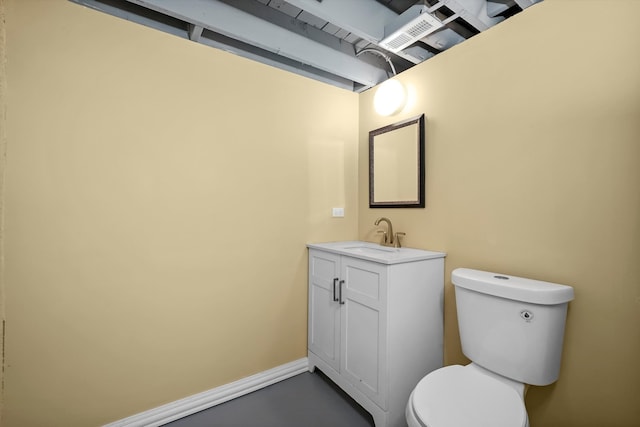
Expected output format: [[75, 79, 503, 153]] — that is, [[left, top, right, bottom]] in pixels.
[[307, 241, 446, 265]]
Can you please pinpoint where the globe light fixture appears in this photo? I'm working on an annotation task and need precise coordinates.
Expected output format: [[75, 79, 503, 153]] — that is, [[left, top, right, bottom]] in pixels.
[[374, 79, 406, 116]]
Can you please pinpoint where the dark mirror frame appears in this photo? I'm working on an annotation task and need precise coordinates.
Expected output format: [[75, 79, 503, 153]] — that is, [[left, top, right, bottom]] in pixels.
[[369, 114, 425, 208]]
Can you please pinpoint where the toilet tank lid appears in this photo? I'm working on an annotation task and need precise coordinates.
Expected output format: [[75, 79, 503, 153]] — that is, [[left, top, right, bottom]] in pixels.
[[452, 268, 574, 305]]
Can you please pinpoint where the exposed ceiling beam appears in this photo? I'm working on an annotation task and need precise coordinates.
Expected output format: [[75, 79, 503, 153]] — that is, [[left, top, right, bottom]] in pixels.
[[285, 0, 397, 43], [513, 0, 540, 9], [196, 26, 359, 91], [71, 0, 361, 90], [125, 0, 389, 88], [71, 0, 189, 39]]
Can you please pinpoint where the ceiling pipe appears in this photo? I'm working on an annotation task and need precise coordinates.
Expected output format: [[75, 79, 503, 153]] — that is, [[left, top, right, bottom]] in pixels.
[[356, 48, 397, 76]]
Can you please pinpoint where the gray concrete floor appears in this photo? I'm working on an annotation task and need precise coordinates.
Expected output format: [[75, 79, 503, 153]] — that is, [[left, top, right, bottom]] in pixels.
[[163, 370, 376, 427]]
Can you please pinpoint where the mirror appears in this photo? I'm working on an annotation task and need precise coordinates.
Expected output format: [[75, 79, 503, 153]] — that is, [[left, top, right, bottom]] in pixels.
[[369, 114, 425, 208]]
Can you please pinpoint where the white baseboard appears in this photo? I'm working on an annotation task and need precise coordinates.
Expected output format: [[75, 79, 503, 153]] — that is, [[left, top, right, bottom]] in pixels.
[[104, 357, 310, 427]]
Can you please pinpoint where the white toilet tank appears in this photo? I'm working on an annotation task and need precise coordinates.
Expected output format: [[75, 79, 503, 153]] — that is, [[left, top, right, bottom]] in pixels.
[[452, 268, 574, 386]]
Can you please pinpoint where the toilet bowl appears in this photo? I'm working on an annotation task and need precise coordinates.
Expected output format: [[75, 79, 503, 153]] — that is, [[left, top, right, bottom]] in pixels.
[[406, 364, 528, 427], [406, 268, 574, 427]]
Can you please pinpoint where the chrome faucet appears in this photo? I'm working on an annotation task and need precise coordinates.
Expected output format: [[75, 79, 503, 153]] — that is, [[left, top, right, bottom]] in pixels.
[[374, 217, 395, 247]]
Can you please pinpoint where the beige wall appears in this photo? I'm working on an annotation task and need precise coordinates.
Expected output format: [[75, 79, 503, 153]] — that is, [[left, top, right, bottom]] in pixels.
[[3, 0, 358, 425], [0, 0, 6, 423], [359, 1, 640, 426]]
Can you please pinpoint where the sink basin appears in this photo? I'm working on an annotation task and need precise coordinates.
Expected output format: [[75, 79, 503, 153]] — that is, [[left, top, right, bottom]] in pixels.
[[307, 241, 445, 265], [341, 244, 398, 255]]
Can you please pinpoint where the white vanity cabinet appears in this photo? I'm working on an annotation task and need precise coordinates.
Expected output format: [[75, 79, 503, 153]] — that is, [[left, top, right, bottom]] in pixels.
[[307, 242, 445, 427]]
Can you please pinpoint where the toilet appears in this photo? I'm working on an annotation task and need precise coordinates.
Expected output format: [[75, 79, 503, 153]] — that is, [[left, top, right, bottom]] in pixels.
[[406, 268, 574, 427]]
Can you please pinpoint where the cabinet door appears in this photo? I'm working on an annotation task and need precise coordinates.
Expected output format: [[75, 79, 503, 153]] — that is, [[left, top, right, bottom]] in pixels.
[[340, 257, 388, 409], [308, 250, 341, 372]]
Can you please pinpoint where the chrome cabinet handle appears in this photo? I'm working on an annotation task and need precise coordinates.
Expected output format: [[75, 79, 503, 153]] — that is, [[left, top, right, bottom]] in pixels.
[[339, 280, 345, 305], [333, 278, 339, 302]]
